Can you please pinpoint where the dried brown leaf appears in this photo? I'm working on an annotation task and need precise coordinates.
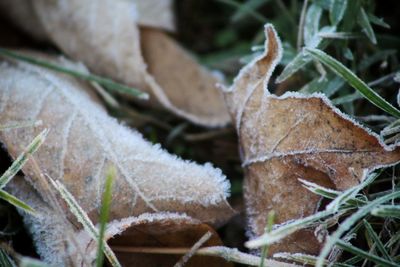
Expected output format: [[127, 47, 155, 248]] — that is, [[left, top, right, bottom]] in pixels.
[[108, 215, 231, 267], [8, 176, 231, 267], [0, 53, 234, 263], [0, 0, 230, 126], [221, 24, 400, 255]]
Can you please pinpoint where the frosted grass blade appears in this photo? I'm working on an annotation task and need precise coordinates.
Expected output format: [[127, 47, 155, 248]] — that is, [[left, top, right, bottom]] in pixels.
[[305, 48, 400, 118]]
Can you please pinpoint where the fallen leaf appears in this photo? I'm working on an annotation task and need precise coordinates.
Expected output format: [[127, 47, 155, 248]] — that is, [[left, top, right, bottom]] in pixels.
[[108, 215, 229, 267], [0, 53, 234, 264], [0, 0, 230, 127], [221, 24, 400, 255], [8, 176, 231, 267]]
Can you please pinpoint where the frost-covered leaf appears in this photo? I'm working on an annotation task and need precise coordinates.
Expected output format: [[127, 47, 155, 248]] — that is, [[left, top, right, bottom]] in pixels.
[[0, 0, 230, 127], [0, 54, 234, 265], [8, 177, 231, 267], [221, 24, 400, 255], [107, 214, 231, 267]]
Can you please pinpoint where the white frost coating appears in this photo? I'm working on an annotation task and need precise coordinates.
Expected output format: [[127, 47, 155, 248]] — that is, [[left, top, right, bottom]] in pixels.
[[104, 212, 195, 239], [0, 57, 233, 227], [273, 252, 312, 260], [130, 1, 139, 22], [6, 179, 78, 266], [222, 23, 400, 255], [1, 0, 229, 127], [8, 177, 204, 266], [223, 22, 396, 157]]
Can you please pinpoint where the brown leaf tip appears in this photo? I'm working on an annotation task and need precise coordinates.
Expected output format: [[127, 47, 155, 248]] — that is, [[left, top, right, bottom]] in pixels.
[[220, 24, 283, 128]]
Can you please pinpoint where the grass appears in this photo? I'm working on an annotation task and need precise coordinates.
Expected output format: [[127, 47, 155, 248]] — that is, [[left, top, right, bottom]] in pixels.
[[0, 130, 47, 265], [96, 167, 116, 267], [0, 129, 48, 214], [48, 172, 121, 267]]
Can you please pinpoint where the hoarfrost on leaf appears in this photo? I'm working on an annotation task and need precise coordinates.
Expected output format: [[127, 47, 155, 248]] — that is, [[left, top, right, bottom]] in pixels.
[[0, 53, 234, 265], [221, 24, 400, 255]]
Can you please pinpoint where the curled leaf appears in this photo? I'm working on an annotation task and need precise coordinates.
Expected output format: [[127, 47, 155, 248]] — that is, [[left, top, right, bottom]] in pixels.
[[0, 53, 234, 264], [0, 0, 230, 126], [222, 24, 400, 255], [8, 176, 231, 267]]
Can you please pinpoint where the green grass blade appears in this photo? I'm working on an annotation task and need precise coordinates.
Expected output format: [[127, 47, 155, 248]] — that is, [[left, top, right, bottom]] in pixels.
[[332, 92, 362, 105], [305, 48, 400, 118], [325, 171, 378, 212], [0, 48, 148, 100], [367, 13, 390, 29], [385, 229, 400, 249], [357, 7, 377, 44], [316, 190, 400, 267], [304, 4, 323, 46], [0, 129, 48, 189], [246, 209, 334, 248], [302, 178, 366, 208], [0, 248, 16, 267], [371, 205, 400, 219], [330, 0, 348, 25], [336, 240, 397, 267], [49, 178, 122, 267], [96, 167, 115, 267], [362, 220, 392, 260], [0, 189, 35, 215], [299, 179, 340, 199], [318, 32, 362, 40], [277, 27, 334, 83], [299, 75, 344, 96], [276, 52, 311, 83]]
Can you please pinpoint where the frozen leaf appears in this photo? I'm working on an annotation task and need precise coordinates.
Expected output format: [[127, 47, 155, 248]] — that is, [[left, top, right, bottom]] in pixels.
[[0, 53, 234, 263], [108, 215, 230, 267], [0, 0, 230, 127], [221, 24, 400, 255], [7, 177, 231, 267]]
